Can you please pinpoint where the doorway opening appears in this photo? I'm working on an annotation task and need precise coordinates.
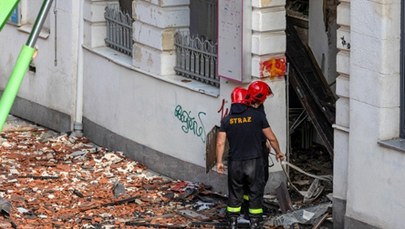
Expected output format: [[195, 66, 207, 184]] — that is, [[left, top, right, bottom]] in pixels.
[[286, 0, 338, 206]]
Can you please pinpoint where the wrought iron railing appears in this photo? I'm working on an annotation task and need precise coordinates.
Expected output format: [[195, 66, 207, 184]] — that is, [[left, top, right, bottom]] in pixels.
[[174, 32, 219, 87], [104, 5, 133, 56]]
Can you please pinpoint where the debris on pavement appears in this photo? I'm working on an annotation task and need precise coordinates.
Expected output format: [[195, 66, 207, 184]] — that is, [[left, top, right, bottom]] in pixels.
[[275, 181, 293, 213], [0, 198, 11, 215], [0, 116, 230, 228], [272, 202, 332, 228], [0, 116, 334, 228]]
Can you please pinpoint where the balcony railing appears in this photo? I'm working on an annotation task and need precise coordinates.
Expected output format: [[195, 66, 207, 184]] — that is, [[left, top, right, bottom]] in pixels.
[[174, 32, 219, 88], [105, 5, 133, 56]]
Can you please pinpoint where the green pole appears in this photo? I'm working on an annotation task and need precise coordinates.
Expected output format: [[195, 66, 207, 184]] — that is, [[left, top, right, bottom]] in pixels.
[[0, 0, 20, 30], [0, 46, 35, 131], [0, 0, 53, 131]]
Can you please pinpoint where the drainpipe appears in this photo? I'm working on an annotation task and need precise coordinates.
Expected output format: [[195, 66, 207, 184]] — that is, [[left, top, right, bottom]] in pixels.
[[74, 0, 84, 136]]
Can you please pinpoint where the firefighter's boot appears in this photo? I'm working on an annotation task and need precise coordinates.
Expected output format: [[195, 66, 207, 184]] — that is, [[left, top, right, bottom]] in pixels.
[[241, 199, 250, 220], [228, 215, 238, 229], [249, 216, 263, 229]]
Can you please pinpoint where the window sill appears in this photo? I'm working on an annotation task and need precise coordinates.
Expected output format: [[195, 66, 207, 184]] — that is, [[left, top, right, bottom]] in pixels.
[[84, 45, 220, 98], [18, 24, 50, 39], [378, 138, 405, 153]]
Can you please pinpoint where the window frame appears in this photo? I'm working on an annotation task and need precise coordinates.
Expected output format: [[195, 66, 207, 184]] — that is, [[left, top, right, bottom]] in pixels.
[[7, 4, 21, 26]]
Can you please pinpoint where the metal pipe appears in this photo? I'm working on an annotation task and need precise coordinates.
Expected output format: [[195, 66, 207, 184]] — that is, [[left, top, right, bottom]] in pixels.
[[74, 0, 84, 136], [53, 0, 58, 66], [400, 0, 405, 138], [0, 0, 54, 131], [26, 0, 54, 48], [285, 62, 290, 175]]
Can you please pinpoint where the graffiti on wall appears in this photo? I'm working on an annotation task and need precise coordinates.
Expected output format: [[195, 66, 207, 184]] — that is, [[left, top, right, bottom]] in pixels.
[[174, 105, 207, 143], [340, 36, 351, 49], [260, 56, 286, 79], [217, 99, 229, 119]]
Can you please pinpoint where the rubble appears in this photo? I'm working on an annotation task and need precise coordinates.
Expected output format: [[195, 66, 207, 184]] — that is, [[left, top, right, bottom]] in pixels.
[[0, 117, 234, 228], [272, 202, 331, 228], [0, 116, 333, 228]]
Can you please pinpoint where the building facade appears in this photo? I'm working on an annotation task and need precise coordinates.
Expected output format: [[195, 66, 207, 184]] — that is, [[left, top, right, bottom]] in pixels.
[[334, 0, 405, 228], [0, 0, 287, 195], [2, 0, 404, 228]]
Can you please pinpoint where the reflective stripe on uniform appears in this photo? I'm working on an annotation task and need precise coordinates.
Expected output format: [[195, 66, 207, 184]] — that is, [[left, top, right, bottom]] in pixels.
[[227, 206, 241, 213], [243, 195, 249, 201], [249, 208, 263, 214]]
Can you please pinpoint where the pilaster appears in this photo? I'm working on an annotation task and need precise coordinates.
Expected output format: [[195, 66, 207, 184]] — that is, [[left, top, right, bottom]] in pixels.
[[132, 0, 189, 75], [251, 1, 286, 79]]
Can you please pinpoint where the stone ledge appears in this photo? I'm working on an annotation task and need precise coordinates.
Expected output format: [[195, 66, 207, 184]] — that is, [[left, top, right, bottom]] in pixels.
[[378, 138, 405, 153], [83, 45, 219, 97]]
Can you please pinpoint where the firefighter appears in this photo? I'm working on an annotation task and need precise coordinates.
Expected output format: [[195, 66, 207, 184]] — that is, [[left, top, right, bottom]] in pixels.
[[216, 86, 285, 229], [241, 81, 278, 220], [248, 80, 274, 184]]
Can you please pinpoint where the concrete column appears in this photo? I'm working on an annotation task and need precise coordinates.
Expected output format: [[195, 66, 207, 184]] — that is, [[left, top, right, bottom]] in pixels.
[[83, 0, 114, 48], [333, 0, 350, 228], [251, 0, 286, 79], [249, 0, 287, 193]]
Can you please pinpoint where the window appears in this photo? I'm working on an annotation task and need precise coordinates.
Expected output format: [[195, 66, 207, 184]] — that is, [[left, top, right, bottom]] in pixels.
[[8, 5, 21, 26], [174, 32, 219, 87], [190, 0, 217, 42], [5, 1, 51, 39], [6, 1, 50, 28], [118, 0, 132, 15], [104, 4, 134, 57], [174, 0, 219, 87]]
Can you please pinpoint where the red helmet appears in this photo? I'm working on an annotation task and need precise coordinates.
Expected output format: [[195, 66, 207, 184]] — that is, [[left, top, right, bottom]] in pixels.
[[247, 81, 273, 104], [231, 87, 250, 105]]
